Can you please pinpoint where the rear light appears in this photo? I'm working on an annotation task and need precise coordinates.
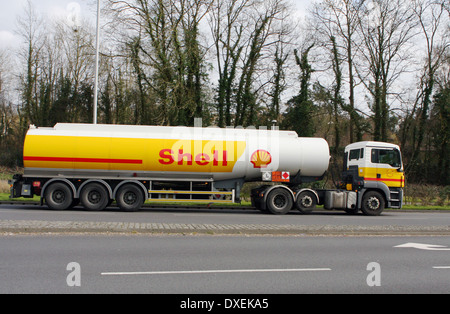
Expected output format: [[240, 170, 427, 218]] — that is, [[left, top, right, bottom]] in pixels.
[[33, 181, 42, 195]]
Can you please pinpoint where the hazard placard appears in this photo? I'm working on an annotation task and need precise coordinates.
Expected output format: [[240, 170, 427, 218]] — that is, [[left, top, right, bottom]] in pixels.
[[271, 171, 290, 182]]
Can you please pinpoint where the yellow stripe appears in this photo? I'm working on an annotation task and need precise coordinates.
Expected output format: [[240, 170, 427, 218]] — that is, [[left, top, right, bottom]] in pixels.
[[360, 167, 405, 188], [24, 135, 246, 173]]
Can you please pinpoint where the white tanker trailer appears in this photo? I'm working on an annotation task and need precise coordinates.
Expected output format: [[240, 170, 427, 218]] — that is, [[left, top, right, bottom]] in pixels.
[[9, 123, 404, 215]]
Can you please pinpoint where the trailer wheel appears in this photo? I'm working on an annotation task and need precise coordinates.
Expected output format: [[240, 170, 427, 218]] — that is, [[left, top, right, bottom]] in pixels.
[[45, 182, 74, 211], [296, 190, 316, 214], [116, 184, 144, 212], [80, 183, 110, 211], [361, 191, 385, 216], [266, 188, 293, 215]]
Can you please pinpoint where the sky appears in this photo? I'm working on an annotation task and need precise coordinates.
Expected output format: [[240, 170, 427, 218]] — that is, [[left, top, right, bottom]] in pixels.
[[0, 0, 311, 50], [0, 0, 94, 48]]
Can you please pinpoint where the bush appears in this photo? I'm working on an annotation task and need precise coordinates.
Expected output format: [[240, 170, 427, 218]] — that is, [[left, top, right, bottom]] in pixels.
[[404, 183, 449, 206], [437, 186, 450, 206], [0, 180, 9, 193], [0, 148, 22, 168]]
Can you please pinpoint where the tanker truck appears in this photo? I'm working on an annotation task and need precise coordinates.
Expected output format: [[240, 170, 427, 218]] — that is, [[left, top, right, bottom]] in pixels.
[[8, 123, 404, 215]]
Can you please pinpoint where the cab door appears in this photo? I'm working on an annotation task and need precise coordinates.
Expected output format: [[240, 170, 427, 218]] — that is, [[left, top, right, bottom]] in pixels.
[[369, 148, 404, 188]]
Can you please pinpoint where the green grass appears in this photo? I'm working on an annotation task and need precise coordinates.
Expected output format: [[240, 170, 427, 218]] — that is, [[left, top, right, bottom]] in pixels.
[[0, 194, 40, 202], [401, 204, 450, 211]]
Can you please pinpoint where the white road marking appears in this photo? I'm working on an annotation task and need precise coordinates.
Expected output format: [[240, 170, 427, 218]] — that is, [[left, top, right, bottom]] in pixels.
[[395, 243, 450, 251], [101, 268, 332, 276]]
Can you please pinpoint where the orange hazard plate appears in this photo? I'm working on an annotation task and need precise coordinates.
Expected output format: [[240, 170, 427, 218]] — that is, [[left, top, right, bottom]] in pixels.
[[272, 171, 290, 182]]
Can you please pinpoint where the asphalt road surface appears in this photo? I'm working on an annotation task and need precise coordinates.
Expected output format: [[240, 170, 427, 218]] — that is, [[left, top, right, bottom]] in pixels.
[[0, 234, 449, 294], [0, 204, 449, 295]]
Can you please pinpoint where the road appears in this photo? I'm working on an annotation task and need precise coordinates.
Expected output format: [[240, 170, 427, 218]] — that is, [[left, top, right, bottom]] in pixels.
[[0, 204, 449, 295], [0, 234, 449, 294]]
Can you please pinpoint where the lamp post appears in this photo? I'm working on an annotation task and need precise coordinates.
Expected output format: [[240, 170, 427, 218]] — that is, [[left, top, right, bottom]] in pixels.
[[93, 0, 101, 124]]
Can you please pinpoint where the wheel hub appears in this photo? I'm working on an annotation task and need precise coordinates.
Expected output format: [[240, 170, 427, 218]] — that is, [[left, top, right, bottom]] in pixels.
[[88, 191, 101, 204], [273, 195, 286, 208], [301, 196, 313, 207], [54, 190, 65, 203], [124, 192, 137, 205], [367, 196, 380, 210]]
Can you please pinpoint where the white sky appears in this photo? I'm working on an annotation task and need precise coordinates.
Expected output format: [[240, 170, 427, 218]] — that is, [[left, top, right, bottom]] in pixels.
[[0, 0, 312, 50], [0, 0, 93, 48]]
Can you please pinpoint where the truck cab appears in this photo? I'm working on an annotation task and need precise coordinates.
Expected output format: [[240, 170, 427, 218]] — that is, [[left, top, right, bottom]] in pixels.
[[252, 141, 405, 216], [342, 141, 405, 212]]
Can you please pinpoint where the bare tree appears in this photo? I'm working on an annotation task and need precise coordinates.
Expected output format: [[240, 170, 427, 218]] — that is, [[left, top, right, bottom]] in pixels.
[[234, 0, 286, 126], [310, 0, 366, 144], [266, 32, 290, 124], [209, 0, 291, 127], [410, 0, 449, 158], [0, 50, 13, 143], [399, 0, 450, 179], [208, 0, 250, 127], [16, 0, 46, 131], [358, 0, 418, 141], [107, 0, 213, 126]]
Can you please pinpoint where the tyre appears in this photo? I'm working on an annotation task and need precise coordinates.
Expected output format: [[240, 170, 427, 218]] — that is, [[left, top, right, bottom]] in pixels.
[[116, 184, 144, 212], [80, 183, 110, 211], [361, 191, 385, 216], [266, 188, 293, 215], [45, 182, 74, 210], [296, 190, 316, 214]]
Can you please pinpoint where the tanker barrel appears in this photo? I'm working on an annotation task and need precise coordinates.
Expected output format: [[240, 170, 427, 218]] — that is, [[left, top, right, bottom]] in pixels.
[[23, 123, 330, 183]]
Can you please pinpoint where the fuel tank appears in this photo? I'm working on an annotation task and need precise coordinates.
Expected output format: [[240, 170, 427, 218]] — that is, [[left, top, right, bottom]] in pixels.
[[23, 123, 330, 182]]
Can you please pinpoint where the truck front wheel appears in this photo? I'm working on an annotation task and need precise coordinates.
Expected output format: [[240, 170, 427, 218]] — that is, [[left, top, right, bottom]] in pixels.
[[266, 188, 293, 215], [361, 191, 385, 216], [45, 182, 74, 211]]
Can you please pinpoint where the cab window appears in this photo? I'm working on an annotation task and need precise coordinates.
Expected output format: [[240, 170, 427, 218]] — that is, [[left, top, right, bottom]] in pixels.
[[349, 148, 364, 161], [371, 149, 401, 167]]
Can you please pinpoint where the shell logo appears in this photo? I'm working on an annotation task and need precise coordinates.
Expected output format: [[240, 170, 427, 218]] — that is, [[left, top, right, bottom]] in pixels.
[[251, 150, 272, 168]]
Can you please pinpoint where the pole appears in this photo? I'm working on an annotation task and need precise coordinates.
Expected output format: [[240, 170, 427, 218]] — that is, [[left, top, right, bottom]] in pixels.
[[93, 0, 101, 124]]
